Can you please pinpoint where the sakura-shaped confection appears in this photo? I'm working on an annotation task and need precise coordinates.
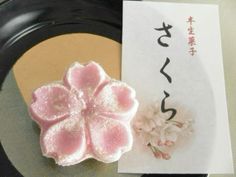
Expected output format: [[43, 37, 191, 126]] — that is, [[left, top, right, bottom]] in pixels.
[[29, 61, 139, 166]]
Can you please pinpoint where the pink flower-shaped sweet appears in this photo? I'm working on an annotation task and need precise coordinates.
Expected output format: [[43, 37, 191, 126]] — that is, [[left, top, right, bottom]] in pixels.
[[29, 61, 138, 166]]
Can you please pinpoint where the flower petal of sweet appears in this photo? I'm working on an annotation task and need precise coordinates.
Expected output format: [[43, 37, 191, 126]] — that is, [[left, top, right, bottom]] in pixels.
[[64, 62, 107, 99], [88, 115, 133, 163], [30, 83, 79, 124], [94, 80, 138, 121], [41, 118, 86, 166], [29, 61, 138, 166]]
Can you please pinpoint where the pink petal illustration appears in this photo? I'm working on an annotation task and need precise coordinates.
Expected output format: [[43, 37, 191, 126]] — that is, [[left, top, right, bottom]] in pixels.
[[30, 84, 80, 125], [94, 81, 138, 121], [41, 118, 86, 166], [88, 115, 133, 163], [64, 62, 107, 100]]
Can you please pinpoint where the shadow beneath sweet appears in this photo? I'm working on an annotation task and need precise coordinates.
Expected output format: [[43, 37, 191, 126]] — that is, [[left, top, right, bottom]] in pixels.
[[32, 121, 40, 135]]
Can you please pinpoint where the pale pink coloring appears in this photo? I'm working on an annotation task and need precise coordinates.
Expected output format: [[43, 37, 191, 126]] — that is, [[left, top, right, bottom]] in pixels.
[[133, 101, 193, 160], [29, 61, 138, 166]]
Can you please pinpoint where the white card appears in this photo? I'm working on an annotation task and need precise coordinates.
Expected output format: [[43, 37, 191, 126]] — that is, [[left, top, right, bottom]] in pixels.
[[119, 1, 234, 174]]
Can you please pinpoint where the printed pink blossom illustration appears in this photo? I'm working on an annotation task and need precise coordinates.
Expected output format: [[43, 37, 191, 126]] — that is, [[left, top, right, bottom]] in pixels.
[[29, 61, 138, 166], [133, 101, 193, 160]]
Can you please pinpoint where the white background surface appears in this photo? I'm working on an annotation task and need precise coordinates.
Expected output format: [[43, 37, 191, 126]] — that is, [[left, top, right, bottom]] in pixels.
[[119, 1, 234, 174], [139, 0, 236, 176]]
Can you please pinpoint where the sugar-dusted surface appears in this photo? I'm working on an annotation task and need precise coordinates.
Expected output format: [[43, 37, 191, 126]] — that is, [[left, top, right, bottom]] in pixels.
[[29, 61, 139, 166]]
